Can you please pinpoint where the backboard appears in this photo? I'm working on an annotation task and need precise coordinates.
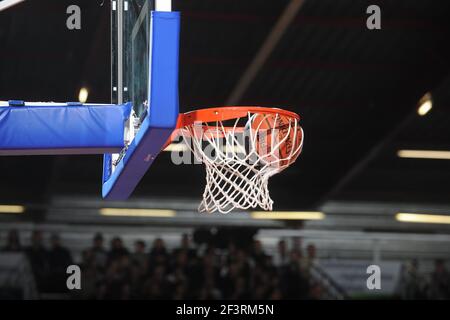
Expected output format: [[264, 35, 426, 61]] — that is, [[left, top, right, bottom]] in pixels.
[[112, 0, 150, 117], [103, 0, 180, 200]]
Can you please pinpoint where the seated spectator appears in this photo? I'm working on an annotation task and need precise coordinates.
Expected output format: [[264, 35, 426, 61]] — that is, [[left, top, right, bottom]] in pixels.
[[251, 265, 270, 299], [87, 233, 108, 271], [252, 240, 268, 267], [131, 240, 148, 270], [142, 265, 170, 299], [47, 233, 73, 292], [25, 230, 49, 292], [107, 237, 129, 264], [173, 233, 196, 260], [149, 238, 169, 269], [428, 259, 450, 299], [77, 250, 100, 300], [102, 257, 131, 300], [273, 239, 289, 267], [302, 243, 318, 277], [397, 259, 427, 299], [280, 250, 310, 299], [3, 229, 22, 252], [235, 249, 251, 279]]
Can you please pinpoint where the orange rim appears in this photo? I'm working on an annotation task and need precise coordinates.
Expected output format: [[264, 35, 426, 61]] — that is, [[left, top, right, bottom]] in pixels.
[[165, 106, 301, 148], [175, 106, 300, 128]]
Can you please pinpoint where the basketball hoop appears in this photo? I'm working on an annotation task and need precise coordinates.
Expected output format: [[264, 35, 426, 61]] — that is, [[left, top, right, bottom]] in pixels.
[[172, 106, 304, 214]]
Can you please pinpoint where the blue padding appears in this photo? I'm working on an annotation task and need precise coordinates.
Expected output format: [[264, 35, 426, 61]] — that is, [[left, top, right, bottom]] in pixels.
[[0, 102, 132, 155], [102, 11, 180, 200]]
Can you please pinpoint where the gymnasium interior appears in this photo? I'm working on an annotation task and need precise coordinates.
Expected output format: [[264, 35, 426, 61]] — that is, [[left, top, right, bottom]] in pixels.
[[0, 0, 450, 300]]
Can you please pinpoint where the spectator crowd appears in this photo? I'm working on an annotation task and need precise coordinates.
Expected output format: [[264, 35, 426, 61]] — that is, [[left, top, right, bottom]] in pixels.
[[396, 258, 450, 300], [2, 229, 323, 300], [3, 229, 450, 300]]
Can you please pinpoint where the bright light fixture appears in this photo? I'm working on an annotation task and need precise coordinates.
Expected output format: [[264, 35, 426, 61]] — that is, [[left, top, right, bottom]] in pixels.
[[417, 93, 432, 116], [100, 208, 176, 217], [155, 0, 172, 12], [0, 0, 25, 12], [396, 213, 450, 224], [397, 149, 450, 160], [78, 87, 89, 103], [164, 143, 189, 152], [251, 211, 325, 220], [0, 205, 25, 214], [417, 100, 432, 116]]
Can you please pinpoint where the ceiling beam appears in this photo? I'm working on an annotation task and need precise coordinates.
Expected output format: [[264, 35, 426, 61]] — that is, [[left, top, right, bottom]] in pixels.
[[226, 0, 306, 105]]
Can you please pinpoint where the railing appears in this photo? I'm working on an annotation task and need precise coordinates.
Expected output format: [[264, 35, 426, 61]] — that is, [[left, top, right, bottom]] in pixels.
[[310, 263, 348, 300]]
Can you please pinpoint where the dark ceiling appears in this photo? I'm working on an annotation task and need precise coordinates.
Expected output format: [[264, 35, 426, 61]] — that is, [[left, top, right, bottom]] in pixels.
[[0, 0, 450, 213]]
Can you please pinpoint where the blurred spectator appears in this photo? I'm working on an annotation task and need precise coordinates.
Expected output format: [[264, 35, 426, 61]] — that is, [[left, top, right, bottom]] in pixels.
[[428, 259, 450, 299], [302, 244, 317, 276], [108, 237, 129, 264], [102, 256, 131, 300], [252, 240, 268, 267], [47, 233, 73, 292], [90, 233, 108, 270], [131, 240, 148, 270], [78, 250, 100, 299], [149, 238, 169, 269], [173, 233, 196, 260], [48, 233, 73, 268], [143, 265, 170, 299], [25, 230, 49, 292], [397, 259, 427, 299], [274, 239, 288, 267], [2, 229, 22, 252], [280, 250, 310, 299]]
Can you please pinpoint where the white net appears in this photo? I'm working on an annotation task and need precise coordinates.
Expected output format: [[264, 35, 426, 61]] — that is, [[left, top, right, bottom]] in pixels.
[[179, 110, 303, 214]]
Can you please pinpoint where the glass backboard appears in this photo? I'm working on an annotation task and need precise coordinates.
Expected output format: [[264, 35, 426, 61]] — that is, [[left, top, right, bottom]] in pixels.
[[111, 0, 154, 119]]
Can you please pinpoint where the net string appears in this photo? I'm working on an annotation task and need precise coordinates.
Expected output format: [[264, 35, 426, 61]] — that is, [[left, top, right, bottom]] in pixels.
[[179, 111, 303, 213]]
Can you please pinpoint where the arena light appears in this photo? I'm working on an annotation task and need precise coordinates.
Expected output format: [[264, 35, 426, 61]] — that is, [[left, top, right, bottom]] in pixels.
[[164, 143, 189, 152], [0, 0, 25, 12], [417, 93, 432, 116], [155, 0, 172, 12], [251, 211, 325, 220], [396, 213, 450, 224], [78, 87, 89, 103], [0, 205, 25, 214], [397, 150, 450, 160], [100, 208, 176, 217]]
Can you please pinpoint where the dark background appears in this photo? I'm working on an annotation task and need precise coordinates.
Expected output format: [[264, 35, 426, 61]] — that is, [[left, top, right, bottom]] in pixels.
[[1, 0, 450, 300]]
